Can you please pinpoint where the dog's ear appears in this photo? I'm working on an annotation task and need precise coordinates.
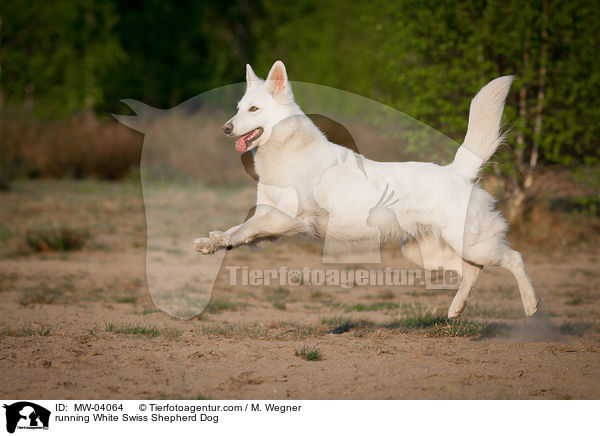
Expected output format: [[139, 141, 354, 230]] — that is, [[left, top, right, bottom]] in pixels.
[[265, 60, 293, 103], [246, 64, 261, 89]]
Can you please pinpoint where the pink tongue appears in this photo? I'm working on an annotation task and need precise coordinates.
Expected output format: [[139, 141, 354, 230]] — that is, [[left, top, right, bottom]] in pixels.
[[235, 136, 247, 152]]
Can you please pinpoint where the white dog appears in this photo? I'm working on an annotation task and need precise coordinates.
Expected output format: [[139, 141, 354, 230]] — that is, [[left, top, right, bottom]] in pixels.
[[193, 60, 539, 319]]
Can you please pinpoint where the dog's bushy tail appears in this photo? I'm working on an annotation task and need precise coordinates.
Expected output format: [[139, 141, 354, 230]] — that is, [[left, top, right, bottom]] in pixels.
[[449, 76, 514, 180]]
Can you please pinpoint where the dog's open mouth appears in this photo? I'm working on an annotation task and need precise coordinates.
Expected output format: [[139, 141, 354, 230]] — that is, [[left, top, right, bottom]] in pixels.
[[235, 127, 263, 152]]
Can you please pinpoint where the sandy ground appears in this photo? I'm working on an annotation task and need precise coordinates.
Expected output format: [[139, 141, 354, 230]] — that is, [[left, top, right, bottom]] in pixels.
[[0, 180, 599, 399]]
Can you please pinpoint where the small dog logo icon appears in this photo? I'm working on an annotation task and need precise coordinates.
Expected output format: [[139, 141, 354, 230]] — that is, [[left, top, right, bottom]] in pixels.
[[3, 402, 50, 433]]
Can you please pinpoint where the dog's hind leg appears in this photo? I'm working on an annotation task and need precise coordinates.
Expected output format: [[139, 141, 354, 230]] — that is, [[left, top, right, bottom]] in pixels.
[[458, 239, 539, 317], [402, 237, 481, 319], [448, 261, 482, 319], [498, 245, 539, 316], [401, 235, 464, 272]]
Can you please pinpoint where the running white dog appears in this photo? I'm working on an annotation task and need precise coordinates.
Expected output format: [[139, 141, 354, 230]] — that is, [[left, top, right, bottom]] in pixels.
[[193, 60, 539, 319]]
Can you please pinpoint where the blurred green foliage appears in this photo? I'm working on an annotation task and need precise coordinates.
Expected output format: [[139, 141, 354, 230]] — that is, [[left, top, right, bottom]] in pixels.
[[0, 0, 598, 168]]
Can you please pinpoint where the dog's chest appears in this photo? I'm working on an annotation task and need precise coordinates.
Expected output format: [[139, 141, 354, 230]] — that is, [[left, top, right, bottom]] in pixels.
[[254, 146, 300, 186]]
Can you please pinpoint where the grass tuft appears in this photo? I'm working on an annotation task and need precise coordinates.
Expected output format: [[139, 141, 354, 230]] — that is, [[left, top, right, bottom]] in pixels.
[[205, 300, 247, 314], [427, 319, 496, 337], [295, 345, 322, 361], [115, 296, 138, 304], [322, 314, 494, 338], [0, 325, 52, 337], [26, 223, 90, 252], [343, 302, 400, 312], [105, 322, 159, 337]]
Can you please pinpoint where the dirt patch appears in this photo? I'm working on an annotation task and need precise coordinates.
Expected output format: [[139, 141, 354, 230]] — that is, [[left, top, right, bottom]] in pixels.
[[0, 180, 599, 399]]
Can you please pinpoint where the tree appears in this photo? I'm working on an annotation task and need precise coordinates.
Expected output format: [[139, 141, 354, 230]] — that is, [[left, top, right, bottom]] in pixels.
[[0, 0, 124, 118], [367, 0, 600, 221]]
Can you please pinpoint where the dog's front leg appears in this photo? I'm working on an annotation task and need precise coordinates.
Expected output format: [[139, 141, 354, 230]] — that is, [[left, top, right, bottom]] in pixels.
[[191, 228, 237, 254], [193, 205, 306, 254]]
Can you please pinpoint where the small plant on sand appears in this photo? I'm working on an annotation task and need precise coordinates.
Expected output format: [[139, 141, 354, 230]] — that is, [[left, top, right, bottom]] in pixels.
[[105, 322, 159, 337], [26, 223, 90, 252], [0, 325, 52, 337], [428, 319, 495, 337], [295, 345, 322, 361]]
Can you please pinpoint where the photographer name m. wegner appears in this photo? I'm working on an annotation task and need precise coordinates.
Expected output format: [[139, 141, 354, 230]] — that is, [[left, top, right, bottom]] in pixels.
[[226, 266, 459, 289]]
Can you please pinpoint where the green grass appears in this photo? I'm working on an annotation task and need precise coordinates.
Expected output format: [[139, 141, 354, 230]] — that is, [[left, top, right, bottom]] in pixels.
[[198, 314, 501, 340], [25, 223, 90, 252], [37, 325, 52, 336], [0, 325, 52, 337], [205, 299, 247, 314], [427, 319, 497, 337], [343, 302, 401, 312], [271, 301, 287, 310], [105, 322, 159, 337], [388, 314, 447, 329], [115, 296, 138, 304], [295, 345, 322, 361], [142, 308, 160, 315], [321, 314, 495, 338]]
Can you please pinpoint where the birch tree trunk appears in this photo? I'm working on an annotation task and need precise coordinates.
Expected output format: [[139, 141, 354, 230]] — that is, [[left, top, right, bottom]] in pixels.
[[506, 0, 547, 223], [506, 51, 529, 223]]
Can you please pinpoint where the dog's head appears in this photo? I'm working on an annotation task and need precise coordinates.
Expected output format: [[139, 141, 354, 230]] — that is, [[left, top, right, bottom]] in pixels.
[[222, 60, 297, 152]]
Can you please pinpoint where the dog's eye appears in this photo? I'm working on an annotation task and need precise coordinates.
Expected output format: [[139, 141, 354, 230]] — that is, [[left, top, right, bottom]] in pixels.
[[248, 106, 259, 112]]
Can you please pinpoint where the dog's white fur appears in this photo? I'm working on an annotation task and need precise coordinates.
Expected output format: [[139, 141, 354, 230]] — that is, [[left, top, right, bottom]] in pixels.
[[193, 61, 540, 318]]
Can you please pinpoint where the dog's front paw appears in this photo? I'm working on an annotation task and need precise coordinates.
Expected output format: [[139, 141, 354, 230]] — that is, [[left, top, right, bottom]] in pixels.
[[192, 231, 230, 254], [209, 230, 230, 246], [192, 237, 219, 254]]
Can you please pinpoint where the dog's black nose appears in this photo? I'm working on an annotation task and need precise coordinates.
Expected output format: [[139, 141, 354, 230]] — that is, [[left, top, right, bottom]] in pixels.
[[222, 122, 233, 135]]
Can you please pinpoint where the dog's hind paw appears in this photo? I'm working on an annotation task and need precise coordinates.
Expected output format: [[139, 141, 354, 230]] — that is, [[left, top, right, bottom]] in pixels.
[[447, 308, 464, 320], [523, 295, 540, 317], [447, 299, 467, 319]]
